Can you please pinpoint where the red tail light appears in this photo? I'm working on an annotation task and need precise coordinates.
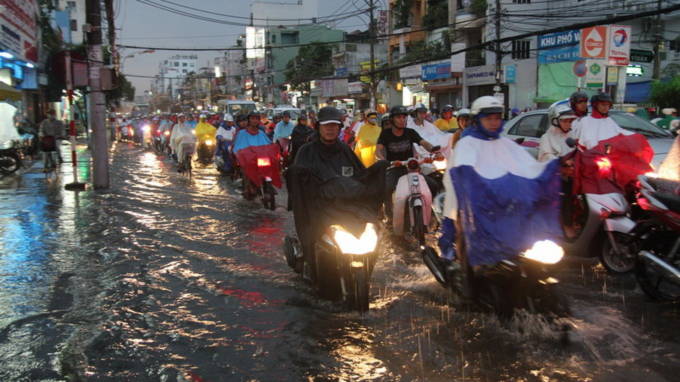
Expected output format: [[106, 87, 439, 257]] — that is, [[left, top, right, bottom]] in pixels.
[[257, 157, 271, 167], [596, 157, 611, 176]]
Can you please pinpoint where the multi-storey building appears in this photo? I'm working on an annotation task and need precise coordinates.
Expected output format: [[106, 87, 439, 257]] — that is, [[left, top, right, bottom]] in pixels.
[[153, 54, 198, 100]]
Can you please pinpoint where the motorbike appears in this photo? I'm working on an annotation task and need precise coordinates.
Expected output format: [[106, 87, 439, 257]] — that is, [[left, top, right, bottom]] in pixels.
[[0, 140, 22, 175], [421, 158, 447, 230], [391, 157, 437, 245], [277, 137, 292, 171], [561, 141, 638, 273], [235, 144, 281, 210], [633, 174, 680, 301], [142, 123, 153, 149], [423, 239, 571, 322], [284, 210, 381, 312], [196, 138, 216, 165], [215, 138, 235, 176], [153, 130, 164, 154], [177, 142, 195, 176]]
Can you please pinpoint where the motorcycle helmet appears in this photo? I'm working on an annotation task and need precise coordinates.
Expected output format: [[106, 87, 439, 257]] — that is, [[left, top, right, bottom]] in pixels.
[[389, 105, 409, 117], [366, 110, 378, 118], [236, 114, 248, 123], [414, 103, 427, 112], [456, 108, 471, 118], [470, 96, 504, 116], [224, 113, 234, 122], [247, 110, 261, 119], [441, 104, 454, 113], [590, 92, 613, 105], [569, 91, 589, 108], [548, 102, 577, 127], [318, 106, 343, 125], [381, 113, 391, 127], [282, 111, 291, 118]]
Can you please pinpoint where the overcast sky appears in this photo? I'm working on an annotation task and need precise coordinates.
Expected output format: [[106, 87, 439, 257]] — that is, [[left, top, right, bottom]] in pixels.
[[116, 0, 381, 95]]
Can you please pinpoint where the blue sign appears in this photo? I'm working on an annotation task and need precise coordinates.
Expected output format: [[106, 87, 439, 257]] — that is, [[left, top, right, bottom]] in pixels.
[[421, 62, 451, 81], [335, 67, 348, 77], [504, 64, 516, 83], [537, 30, 581, 64]]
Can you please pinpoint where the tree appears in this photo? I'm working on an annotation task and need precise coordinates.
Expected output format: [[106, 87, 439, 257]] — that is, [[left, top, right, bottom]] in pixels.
[[650, 76, 680, 110], [284, 42, 335, 91], [393, 0, 413, 29], [422, 0, 448, 30]]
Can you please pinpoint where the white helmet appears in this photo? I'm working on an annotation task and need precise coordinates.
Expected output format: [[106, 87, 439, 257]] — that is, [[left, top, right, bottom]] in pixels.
[[456, 108, 471, 118], [224, 113, 234, 122], [548, 101, 577, 127], [470, 96, 504, 116]]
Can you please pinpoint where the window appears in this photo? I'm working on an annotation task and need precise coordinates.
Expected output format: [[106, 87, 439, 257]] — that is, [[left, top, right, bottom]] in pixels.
[[174, 62, 179, 67], [183, 62, 187, 67], [512, 40, 530, 60], [67, 1, 76, 8], [670, 39, 680, 52], [513, 0, 531, 4], [182, 69, 187, 73], [509, 114, 546, 138], [281, 32, 299, 44], [271, 34, 276, 44], [70, 19, 78, 31]]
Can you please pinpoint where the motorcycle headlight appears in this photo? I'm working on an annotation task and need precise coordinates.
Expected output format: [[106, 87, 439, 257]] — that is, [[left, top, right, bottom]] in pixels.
[[433, 159, 447, 171], [521, 240, 564, 264], [205, 139, 214, 146], [331, 223, 378, 255], [142, 124, 151, 133]]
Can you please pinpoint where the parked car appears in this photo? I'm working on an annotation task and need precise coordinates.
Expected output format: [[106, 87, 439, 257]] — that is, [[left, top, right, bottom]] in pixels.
[[502, 110, 675, 167]]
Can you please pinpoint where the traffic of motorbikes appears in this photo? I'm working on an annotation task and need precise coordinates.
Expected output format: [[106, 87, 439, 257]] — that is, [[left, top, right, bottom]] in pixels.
[[114, 95, 679, 337]]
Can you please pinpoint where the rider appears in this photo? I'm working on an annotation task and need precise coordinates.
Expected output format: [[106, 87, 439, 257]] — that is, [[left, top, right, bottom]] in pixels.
[[376, 105, 441, 218], [287, 106, 387, 267], [290, 113, 314, 163], [39, 109, 65, 166], [569, 91, 589, 119], [273, 110, 295, 148], [195, 114, 217, 145], [232, 111, 271, 155], [434, 96, 562, 274], [450, 108, 471, 147], [408, 103, 452, 160], [538, 102, 577, 162], [353, 110, 381, 167], [169, 114, 197, 170], [434, 105, 459, 132]]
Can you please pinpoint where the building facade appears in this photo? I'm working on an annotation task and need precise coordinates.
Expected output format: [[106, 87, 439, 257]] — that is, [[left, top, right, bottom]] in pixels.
[[153, 54, 198, 100]]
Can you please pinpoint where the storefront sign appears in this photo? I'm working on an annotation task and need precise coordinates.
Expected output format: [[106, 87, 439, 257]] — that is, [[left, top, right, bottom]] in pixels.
[[608, 25, 631, 66], [537, 30, 581, 64], [464, 65, 496, 86], [626, 64, 644, 77], [504, 64, 516, 83], [335, 67, 348, 77], [580, 26, 608, 59], [0, 0, 39, 63], [421, 62, 451, 81], [585, 59, 606, 88], [399, 64, 421, 79], [606, 66, 619, 85], [347, 81, 364, 94], [630, 49, 654, 63]]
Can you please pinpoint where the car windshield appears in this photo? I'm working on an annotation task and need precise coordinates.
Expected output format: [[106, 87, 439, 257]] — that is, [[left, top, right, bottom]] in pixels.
[[228, 103, 256, 116], [610, 111, 672, 138]]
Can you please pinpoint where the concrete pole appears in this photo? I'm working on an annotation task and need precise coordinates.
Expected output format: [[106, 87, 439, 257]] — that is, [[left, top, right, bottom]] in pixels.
[[86, 0, 109, 189], [368, 0, 376, 110]]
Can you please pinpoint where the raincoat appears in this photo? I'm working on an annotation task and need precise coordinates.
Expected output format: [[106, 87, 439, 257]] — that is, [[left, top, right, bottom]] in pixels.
[[170, 122, 196, 156], [434, 117, 458, 132], [232, 127, 271, 154], [353, 121, 381, 167], [195, 120, 217, 144], [0, 103, 20, 143], [407, 116, 452, 160], [273, 120, 295, 141], [447, 122, 562, 267], [538, 126, 574, 162]]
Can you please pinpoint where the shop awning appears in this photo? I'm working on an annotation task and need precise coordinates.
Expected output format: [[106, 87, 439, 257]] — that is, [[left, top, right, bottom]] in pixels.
[[0, 82, 21, 101], [624, 81, 651, 104]]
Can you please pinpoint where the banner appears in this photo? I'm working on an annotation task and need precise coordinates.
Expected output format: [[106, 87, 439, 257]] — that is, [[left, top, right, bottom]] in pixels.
[[421, 61, 451, 81], [585, 59, 606, 88], [537, 30, 581, 64], [0, 0, 39, 62], [580, 26, 608, 60], [608, 25, 632, 66]]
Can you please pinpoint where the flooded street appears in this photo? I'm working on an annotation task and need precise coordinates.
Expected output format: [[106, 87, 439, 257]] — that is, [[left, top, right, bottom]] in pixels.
[[1, 142, 679, 381]]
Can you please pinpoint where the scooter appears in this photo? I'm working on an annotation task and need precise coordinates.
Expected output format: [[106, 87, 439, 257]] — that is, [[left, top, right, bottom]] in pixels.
[[633, 174, 680, 301], [277, 137, 292, 171], [235, 144, 281, 210], [284, 214, 381, 312], [391, 157, 436, 245], [196, 139, 216, 165], [561, 141, 638, 273], [0, 140, 21, 175], [215, 138, 234, 176], [423, 239, 571, 322]]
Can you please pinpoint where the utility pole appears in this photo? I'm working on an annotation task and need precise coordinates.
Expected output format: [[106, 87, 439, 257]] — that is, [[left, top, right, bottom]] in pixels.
[[368, 0, 376, 110], [86, 0, 109, 189], [494, 0, 503, 101], [653, 0, 663, 80]]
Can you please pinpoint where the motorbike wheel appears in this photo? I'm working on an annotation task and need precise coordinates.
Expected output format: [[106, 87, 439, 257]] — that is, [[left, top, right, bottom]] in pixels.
[[264, 182, 276, 210], [529, 285, 571, 318], [600, 232, 637, 274], [283, 236, 303, 273], [314, 243, 342, 300], [635, 257, 680, 301], [422, 246, 447, 286], [0, 152, 21, 175], [412, 205, 425, 245], [350, 265, 370, 312]]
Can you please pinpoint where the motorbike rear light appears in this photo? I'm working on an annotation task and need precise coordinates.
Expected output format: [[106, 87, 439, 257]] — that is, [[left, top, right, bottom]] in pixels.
[[596, 156, 612, 176], [257, 157, 271, 167], [600, 208, 611, 219]]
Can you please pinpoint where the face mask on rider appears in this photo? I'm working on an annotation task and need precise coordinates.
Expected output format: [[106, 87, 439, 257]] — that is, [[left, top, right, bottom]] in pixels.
[[368, 118, 377, 125]]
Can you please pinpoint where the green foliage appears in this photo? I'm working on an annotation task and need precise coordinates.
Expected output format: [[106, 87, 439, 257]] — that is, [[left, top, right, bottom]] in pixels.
[[393, 0, 413, 29], [105, 73, 135, 107], [398, 39, 450, 65], [650, 76, 680, 110], [422, 0, 448, 30], [284, 42, 334, 91], [471, 0, 488, 18]]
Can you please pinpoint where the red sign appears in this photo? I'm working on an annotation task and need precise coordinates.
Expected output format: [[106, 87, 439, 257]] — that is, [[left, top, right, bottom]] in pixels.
[[573, 60, 587, 77], [580, 26, 608, 59]]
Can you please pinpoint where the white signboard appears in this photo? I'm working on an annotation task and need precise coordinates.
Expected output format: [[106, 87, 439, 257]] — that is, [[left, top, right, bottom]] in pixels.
[[0, 0, 39, 62], [585, 59, 606, 88], [347, 81, 364, 94], [464, 65, 496, 86], [399, 64, 421, 79], [608, 25, 632, 66]]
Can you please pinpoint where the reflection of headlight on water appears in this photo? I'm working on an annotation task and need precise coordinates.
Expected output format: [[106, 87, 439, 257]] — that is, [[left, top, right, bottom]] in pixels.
[[521, 240, 564, 264], [332, 223, 378, 255], [433, 159, 447, 171]]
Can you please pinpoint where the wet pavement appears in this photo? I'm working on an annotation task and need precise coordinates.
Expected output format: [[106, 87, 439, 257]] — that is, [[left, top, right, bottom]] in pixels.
[[0, 141, 679, 381]]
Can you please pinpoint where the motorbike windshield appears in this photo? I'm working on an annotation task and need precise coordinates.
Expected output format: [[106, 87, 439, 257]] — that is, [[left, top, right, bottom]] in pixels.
[[658, 136, 680, 181]]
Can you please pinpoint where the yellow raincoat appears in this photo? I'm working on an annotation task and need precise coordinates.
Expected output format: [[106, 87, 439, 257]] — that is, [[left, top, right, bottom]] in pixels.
[[353, 121, 381, 167], [195, 120, 217, 144], [434, 117, 458, 132]]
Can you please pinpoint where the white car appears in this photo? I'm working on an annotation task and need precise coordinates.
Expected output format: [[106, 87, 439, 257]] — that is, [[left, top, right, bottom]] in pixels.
[[502, 109, 675, 167]]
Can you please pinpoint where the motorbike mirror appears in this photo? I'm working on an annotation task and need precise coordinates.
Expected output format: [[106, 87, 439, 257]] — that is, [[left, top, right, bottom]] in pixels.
[[565, 137, 577, 148], [604, 143, 612, 155], [514, 137, 525, 145]]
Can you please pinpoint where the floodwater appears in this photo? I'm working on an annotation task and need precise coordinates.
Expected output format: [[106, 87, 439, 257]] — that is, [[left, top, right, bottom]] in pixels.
[[0, 142, 679, 381]]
